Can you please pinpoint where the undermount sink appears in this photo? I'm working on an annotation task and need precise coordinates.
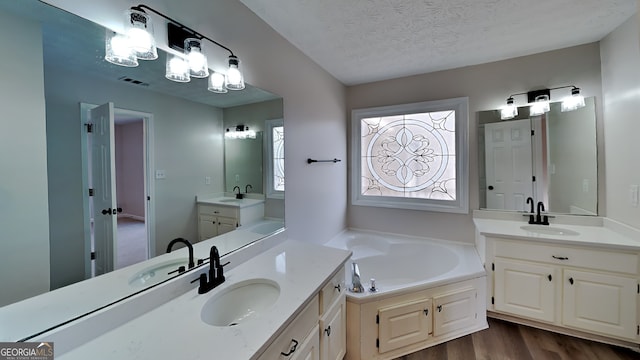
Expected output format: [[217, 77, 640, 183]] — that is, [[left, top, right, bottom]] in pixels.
[[201, 279, 280, 327], [128, 259, 189, 287], [520, 225, 580, 236]]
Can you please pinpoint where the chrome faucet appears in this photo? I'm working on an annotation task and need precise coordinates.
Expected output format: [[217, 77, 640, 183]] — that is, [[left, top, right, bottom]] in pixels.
[[233, 185, 243, 199], [350, 262, 364, 293], [166, 238, 195, 270]]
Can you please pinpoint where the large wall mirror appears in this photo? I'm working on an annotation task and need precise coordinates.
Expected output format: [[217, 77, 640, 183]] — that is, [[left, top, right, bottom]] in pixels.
[[0, 0, 284, 336], [478, 97, 597, 215]]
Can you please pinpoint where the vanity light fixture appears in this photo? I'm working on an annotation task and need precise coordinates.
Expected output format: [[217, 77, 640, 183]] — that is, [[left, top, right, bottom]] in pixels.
[[501, 85, 586, 118], [105, 4, 245, 92], [561, 87, 585, 112], [500, 96, 518, 120], [225, 125, 257, 139]]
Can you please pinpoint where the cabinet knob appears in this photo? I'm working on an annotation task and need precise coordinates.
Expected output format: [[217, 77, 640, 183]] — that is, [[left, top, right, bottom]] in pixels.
[[324, 325, 331, 336], [280, 339, 298, 357], [569, 277, 574, 285], [423, 309, 429, 316], [437, 305, 443, 312], [488, 185, 494, 190], [552, 255, 569, 260], [548, 274, 552, 281], [334, 284, 341, 292]]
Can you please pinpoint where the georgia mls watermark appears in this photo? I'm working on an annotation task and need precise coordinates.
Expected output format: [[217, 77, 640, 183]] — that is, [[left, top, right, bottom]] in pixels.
[[0, 342, 53, 360]]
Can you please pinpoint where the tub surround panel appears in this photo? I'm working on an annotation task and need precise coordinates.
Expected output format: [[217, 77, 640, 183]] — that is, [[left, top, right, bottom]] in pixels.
[[40, 239, 350, 359]]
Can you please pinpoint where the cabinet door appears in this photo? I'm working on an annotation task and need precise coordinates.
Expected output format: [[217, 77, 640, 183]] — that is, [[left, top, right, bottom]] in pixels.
[[217, 216, 237, 235], [494, 258, 557, 323], [377, 298, 431, 354], [198, 214, 216, 241], [562, 269, 637, 340], [433, 287, 476, 337], [292, 326, 320, 360], [320, 296, 346, 360]]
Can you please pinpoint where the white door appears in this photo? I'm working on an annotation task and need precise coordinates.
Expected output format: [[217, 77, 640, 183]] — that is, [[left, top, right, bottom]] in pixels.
[[91, 103, 117, 275], [485, 119, 533, 210]]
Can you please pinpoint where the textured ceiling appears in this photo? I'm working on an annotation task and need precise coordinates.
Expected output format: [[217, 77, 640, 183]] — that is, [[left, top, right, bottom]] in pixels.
[[1, 0, 279, 109], [240, 0, 637, 85]]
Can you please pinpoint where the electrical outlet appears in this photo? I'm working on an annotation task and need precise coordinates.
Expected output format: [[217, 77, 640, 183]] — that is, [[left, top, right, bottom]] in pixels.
[[235, 174, 240, 183], [582, 179, 589, 193], [155, 170, 166, 180], [205, 176, 211, 185]]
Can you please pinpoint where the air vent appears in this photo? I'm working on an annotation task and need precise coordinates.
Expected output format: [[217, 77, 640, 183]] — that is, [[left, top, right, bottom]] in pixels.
[[118, 76, 149, 87]]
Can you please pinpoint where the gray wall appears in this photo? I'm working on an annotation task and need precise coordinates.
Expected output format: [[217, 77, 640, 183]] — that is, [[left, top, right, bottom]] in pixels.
[[600, 12, 640, 229], [347, 43, 604, 243], [0, 9, 50, 306], [45, 65, 224, 289]]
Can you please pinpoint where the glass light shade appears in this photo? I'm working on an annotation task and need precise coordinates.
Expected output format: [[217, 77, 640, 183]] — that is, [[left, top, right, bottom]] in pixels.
[[184, 38, 209, 78], [225, 126, 256, 139], [530, 95, 550, 116], [500, 97, 517, 120], [561, 88, 586, 112], [105, 30, 138, 67], [225, 55, 245, 90], [165, 54, 190, 82], [125, 9, 157, 60], [208, 72, 228, 93]]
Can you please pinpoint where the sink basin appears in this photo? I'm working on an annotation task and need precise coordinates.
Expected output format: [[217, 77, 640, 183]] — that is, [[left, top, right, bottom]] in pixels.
[[520, 225, 579, 236], [128, 259, 189, 287], [201, 279, 280, 327], [218, 198, 241, 203]]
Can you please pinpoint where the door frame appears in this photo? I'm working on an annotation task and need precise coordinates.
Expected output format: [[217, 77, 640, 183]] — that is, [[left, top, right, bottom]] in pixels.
[[80, 103, 155, 279]]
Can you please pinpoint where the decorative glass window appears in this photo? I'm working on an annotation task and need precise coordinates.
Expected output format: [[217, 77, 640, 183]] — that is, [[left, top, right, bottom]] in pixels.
[[351, 98, 469, 213], [266, 119, 284, 198]]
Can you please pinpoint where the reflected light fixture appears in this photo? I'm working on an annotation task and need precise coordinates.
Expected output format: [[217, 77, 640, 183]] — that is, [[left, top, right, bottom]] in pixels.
[[105, 30, 138, 67], [225, 125, 256, 139], [105, 4, 245, 93], [500, 96, 518, 120], [208, 72, 228, 93], [561, 87, 585, 112], [165, 54, 190, 82]]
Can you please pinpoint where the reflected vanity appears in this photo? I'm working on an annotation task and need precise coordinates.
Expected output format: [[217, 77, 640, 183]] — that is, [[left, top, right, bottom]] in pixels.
[[478, 97, 597, 215], [0, 0, 283, 341]]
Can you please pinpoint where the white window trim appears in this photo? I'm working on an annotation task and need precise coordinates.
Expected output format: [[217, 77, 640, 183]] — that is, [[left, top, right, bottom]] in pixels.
[[350, 97, 469, 213], [265, 118, 284, 199]]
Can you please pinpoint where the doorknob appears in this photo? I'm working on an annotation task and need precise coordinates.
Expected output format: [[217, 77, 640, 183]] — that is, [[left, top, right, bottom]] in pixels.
[[101, 208, 112, 215], [117, 207, 123, 213], [488, 185, 494, 190]]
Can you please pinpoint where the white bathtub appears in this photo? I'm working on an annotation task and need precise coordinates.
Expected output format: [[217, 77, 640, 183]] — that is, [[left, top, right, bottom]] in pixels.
[[324, 229, 486, 300]]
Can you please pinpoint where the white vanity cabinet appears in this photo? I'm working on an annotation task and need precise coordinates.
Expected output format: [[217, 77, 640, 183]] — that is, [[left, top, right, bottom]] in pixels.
[[197, 202, 264, 241], [319, 268, 346, 360], [487, 237, 639, 342]]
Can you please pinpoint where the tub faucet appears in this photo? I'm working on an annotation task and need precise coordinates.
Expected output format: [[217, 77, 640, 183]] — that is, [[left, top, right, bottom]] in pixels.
[[166, 238, 195, 269], [350, 262, 364, 293]]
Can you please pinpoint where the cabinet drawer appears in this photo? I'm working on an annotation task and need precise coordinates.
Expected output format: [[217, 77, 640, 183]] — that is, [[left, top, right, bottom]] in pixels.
[[198, 204, 238, 218], [320, 268, 345, 314], [493, 239, 638, 275], [258, 296, 319, 360]]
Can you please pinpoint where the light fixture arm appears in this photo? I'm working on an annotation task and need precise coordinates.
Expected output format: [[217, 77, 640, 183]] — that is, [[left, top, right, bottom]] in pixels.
[[131, 4, 235, 57]]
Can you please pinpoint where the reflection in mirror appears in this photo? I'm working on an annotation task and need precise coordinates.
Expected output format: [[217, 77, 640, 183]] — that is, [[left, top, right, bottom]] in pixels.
[[478, 97, 597, 215], [0, 0, 283, 321]]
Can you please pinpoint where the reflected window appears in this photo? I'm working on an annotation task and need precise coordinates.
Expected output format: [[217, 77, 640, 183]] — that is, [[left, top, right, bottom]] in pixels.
[[266, 119, 284, 198], [351, 98, 469, 213]]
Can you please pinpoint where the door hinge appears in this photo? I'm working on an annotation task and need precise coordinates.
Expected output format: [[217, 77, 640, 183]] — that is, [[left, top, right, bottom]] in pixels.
[[85, 123, 93, 133], [637, 325, 639, 335], [88, 188, 94, 196], [532, 176, 536, 182], [491, 296, 495, 305], [531, 130, 535, 136], [376, 338, 379, 348], [637, 284, 639, 294], [376, 314, 379, 324], [491, 263, 495, 271], [90, 251, 96, 260], [147, 196, 151, 201]]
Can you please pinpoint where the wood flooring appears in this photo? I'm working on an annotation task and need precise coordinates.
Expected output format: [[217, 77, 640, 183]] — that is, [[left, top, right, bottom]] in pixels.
[[394, 318, 640, 360]]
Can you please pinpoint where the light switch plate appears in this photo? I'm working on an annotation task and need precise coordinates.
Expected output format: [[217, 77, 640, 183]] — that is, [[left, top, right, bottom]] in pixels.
[[155, 170, 166, 180], [631, 185, 639, 207]]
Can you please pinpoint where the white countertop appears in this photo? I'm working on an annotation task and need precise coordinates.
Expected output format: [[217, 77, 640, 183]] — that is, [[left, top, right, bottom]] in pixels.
[[197, 195, 265, 209], [54, 240, 351, 360], [473, 213, 640, 251]]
